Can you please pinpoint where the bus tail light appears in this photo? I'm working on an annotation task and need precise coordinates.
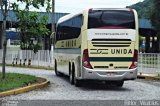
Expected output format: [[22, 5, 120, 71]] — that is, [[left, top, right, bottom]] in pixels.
[[129, 8, 134, 13], [89, 8, 93, 12], [129, 50, 138, 69], [82, 49, 93, 69]]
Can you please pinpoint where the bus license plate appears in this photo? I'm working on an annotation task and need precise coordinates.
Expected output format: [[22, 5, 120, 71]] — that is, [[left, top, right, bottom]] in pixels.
[[106, 72, 116, 76]]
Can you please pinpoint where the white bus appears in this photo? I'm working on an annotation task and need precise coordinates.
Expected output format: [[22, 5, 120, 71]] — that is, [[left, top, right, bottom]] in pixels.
[[53, 8, 139, 87]]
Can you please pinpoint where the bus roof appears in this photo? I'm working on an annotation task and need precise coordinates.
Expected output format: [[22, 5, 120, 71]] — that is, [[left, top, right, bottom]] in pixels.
[[56, 8, 135, 25], [57, 11, 83, 25], [90, 8, 132, 11]]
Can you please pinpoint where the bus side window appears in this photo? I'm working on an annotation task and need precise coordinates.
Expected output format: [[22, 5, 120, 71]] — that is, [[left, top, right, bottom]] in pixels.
[[57, 14, 83, 42]]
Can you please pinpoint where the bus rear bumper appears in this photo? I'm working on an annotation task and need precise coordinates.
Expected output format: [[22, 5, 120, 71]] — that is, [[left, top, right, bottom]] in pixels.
[[81, 67, 138, 81]]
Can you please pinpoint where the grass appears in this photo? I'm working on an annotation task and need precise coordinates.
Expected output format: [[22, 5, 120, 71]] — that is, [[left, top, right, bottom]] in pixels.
[[0, 73, 37, 92]]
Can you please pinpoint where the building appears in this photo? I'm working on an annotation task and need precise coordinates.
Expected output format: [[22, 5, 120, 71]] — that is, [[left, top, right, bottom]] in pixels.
[[0, 10, 157, 52], [0, 10, 68, 50]]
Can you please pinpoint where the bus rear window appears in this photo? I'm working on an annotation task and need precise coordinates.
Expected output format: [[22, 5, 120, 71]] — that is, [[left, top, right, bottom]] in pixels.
[[88, 10, 135, 29]]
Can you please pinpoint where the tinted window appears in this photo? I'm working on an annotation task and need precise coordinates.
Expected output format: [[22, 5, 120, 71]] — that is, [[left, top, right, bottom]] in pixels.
[[88, 10, 135, 29], [56, 15, 83, 41]]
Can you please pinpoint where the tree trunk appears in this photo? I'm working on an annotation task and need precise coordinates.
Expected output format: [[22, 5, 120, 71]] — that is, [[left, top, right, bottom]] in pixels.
[[2, 19, 7, 79], [1, 0, 8, 79], [0, 23, 3, 49]]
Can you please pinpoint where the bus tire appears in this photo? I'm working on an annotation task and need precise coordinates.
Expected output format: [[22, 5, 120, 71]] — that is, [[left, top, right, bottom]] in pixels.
[[55, 60, 60, 76], [72, 64, 81, 87], [69, 63, 74, 85]]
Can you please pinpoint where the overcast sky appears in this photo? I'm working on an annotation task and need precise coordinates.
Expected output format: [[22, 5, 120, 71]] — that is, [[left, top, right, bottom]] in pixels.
[[55, 0, 143, 13], [9, 0, 143, 13]]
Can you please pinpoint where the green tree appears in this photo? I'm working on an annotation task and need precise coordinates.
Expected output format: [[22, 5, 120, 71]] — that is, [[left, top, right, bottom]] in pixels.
[[127, 0, 153, 19], [150, 0, 160, 52], [14, 9, 50, 53], [0, 0, 51, 79]]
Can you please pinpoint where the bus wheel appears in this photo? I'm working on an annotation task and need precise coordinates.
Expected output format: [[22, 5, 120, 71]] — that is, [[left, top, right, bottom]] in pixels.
[[55, 60, 60, 76], [72, 64, 81, 87], [69, 64, 74, 85]]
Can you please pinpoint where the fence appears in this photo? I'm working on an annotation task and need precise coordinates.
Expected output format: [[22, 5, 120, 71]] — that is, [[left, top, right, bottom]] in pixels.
[[0, 50, 54, 68], [138, 53, 160, 75], [0, 50, 160, 74]]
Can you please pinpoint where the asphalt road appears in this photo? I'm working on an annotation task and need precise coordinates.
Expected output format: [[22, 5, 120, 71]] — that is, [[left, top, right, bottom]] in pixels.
[[1, 67, 160, 106]]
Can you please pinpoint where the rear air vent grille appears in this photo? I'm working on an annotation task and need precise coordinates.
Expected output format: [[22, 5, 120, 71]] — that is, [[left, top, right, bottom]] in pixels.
[[91, 39, 131, 47]]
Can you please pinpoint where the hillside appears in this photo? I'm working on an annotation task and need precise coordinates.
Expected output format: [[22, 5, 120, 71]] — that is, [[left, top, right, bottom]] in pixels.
[[127, 0, 153, 19]]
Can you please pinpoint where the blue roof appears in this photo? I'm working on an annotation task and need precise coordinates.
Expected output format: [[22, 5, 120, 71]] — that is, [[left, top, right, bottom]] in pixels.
[[138, 19, 154, 29], [6, 31, 20, 40], [0, 10, 155, 30], [0, 10, 68, 24]]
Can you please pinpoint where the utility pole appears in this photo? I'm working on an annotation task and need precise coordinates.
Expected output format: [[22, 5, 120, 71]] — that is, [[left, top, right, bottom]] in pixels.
[[2, 0, 7, 79], [0, 23, 2, 49], [1, 0, 8, 79], [52, 0, 55, 33], [51, 0, 55, 51], [0, 0, 3, 49]]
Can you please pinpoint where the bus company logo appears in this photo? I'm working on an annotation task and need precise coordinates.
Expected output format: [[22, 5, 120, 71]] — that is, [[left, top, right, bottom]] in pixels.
[[90, 49, 133, 54], [111, 49, 132, 54], [90, 49, 108, 54], [95, 33, 128, 36]]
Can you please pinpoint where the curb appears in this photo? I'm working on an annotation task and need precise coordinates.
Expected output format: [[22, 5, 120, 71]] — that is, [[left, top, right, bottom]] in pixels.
[[0, 79, 50, 97], [0, 64, 54, 70], [137, 75, 160, 80]]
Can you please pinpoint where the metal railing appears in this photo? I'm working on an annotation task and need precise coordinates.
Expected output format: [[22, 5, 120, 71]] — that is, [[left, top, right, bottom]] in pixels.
[[138, 53, 160, 75], [0, 50, 54, 67]]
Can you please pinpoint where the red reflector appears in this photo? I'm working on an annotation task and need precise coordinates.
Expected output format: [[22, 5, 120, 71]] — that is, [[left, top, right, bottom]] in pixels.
[[82, 49, 93, 69], [129, 50, 138, 69]]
